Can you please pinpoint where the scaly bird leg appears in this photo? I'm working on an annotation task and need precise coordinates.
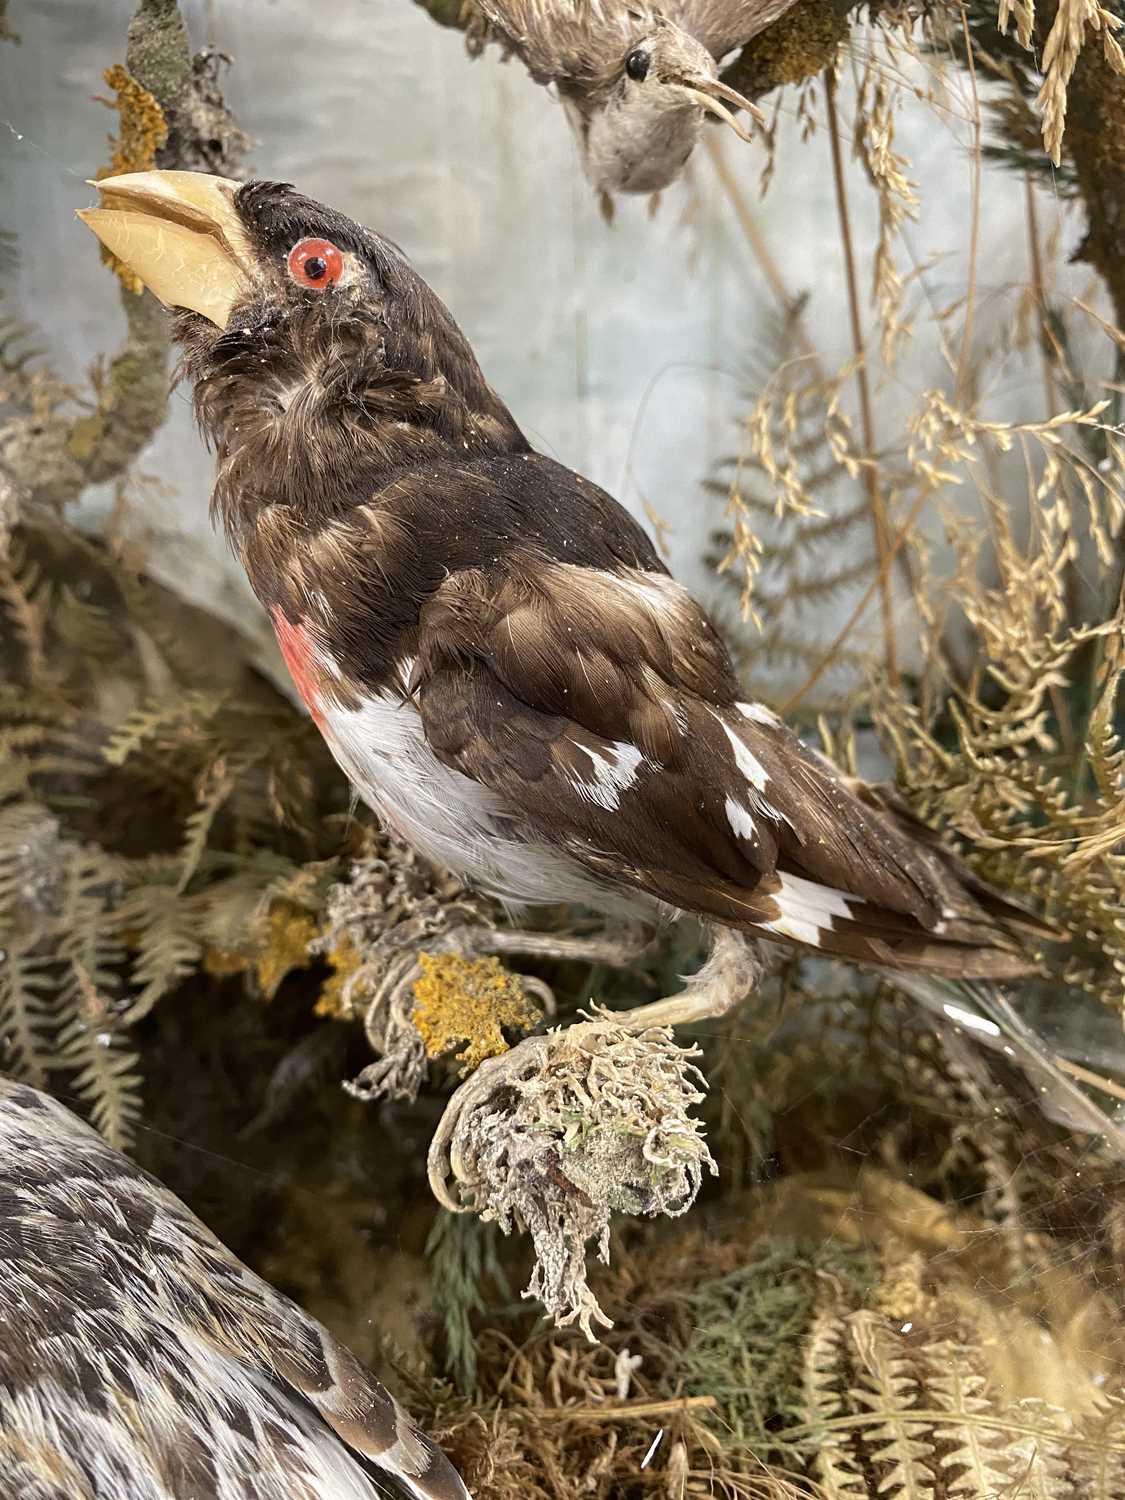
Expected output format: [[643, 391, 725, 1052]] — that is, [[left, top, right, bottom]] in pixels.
[[470, 924, 652, 968], [426, 926, 766, 1211]]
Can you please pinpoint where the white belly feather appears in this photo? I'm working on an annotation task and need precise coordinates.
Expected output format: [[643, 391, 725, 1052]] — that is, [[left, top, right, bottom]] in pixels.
[[318, 689, 641, 916]]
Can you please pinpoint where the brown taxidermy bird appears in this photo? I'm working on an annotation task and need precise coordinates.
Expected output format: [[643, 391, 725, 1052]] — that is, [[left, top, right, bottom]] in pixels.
[[0, 1076, 470, 1500], [462, 0, 793, 197], [79, 172, 1122, 1166]]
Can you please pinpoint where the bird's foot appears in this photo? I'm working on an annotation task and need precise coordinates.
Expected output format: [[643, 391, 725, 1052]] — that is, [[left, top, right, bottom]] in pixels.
[[426, 1006, 720, 1336], [427, 926, 763, 1208], [344, 948, 431, 1104]]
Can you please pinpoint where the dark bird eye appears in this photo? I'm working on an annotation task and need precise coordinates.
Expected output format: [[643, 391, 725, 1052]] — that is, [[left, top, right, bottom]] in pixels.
[[287, 237, 344, 289], [625, 48, 650, 82]]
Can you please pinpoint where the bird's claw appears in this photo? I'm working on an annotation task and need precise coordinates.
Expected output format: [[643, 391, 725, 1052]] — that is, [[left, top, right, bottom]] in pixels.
[[344, 1044, 427, 1106], [426, 1021, 609, 1212]]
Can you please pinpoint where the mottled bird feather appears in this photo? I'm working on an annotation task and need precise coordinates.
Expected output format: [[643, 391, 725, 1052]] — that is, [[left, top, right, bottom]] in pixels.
[[0, 1077, 470, 1500]]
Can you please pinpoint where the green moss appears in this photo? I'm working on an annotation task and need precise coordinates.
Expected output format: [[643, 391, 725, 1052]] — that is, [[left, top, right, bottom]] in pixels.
[[722, 0, 859, 99], [682, 1238, 875, 1454]]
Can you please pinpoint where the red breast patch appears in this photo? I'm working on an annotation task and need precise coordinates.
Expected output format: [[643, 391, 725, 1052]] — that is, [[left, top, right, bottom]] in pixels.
[[271, 608, 327, 730]]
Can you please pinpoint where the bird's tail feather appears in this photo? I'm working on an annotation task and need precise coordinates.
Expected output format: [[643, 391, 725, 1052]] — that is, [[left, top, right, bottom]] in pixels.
[[893, 971, 1125, 1158]]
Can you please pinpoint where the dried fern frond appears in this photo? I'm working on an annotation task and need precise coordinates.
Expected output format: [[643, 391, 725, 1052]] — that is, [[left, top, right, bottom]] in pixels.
[[705, 331, 884, 710], [55, 961, 142, 1151], [870, 395, 1125, 1002], [0, 517, 353, 1137]]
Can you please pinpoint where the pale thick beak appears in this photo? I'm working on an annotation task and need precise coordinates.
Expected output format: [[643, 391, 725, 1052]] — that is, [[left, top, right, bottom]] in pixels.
[[674, 75, 765, 143], [77, 170, 256, 329]]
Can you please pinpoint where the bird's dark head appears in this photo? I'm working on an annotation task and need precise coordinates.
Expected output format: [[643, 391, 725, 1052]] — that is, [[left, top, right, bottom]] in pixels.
[[78, 173, 524, 537], [579, 16, 762, 195]]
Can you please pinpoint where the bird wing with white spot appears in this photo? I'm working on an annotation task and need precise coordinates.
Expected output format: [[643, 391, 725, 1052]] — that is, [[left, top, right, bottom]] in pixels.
[[417, 560, 1041, 977], [417, 556, 782, 907]]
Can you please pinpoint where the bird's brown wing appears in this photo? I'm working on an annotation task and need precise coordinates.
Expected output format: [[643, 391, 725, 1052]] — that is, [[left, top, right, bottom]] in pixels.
[[416, 557, 1038, 978], [676, 0, 806, 60], [475, 0, 641, 83]]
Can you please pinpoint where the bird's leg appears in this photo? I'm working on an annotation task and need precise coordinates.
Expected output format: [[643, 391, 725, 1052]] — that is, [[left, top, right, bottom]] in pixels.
[[584, 925, 766, 1032], [427, 926, 766, 1210], [468, 922, 652, 969]]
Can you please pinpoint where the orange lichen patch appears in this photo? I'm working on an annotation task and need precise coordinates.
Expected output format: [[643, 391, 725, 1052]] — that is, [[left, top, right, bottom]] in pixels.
[[412, 952, 542, 1075], [95, 64, 169, 292], [315, 935, 363, 1019], [255, 903, 317, 1000]]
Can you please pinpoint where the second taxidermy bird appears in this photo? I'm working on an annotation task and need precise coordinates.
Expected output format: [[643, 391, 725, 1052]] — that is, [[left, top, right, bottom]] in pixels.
[[0, 1076, 470, 1500], [78, 171, 1121, 1162], [459, 0, 793, 196]]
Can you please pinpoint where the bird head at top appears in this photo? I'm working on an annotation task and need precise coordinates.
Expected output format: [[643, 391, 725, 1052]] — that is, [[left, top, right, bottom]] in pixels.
[[77, 172, 522, 526], [571, 14, 762, 196], [79, 172, 369, 334]]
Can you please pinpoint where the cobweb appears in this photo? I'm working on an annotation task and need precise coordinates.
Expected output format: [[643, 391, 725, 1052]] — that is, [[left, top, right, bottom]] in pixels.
[[3, 3, 1125, 1497]]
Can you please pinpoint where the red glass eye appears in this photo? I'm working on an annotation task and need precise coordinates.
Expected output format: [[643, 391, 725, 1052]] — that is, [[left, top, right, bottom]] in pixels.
[[287, 238, 344, 289]]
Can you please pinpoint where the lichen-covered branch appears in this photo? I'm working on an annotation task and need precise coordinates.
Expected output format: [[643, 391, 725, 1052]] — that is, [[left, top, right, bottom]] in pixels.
[[0, 292, 171, 513], [721, 0, 861, 97], [1061, 16, 1125, 332], [0, 0, 247, 523], [126, 0, 193, 108]]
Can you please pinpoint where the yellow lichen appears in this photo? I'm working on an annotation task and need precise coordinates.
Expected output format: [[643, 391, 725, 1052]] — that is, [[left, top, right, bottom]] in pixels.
[[315, 935, 363, 1019], [411, 952, 542, 1074], [95, 64, 169, 293], [254, 903, 318, 1001]]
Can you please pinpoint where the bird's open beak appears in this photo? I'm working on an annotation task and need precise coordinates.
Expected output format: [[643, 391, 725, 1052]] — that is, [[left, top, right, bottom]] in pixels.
[[77, 170, 256, 330], [672, 75, 765, 143]]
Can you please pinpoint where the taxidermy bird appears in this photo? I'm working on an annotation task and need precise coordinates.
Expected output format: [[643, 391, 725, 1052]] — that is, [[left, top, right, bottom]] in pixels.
[[462, 0, 794, 197], [0, 1076, 470, 1500], [79, 171, 1124, 1175]]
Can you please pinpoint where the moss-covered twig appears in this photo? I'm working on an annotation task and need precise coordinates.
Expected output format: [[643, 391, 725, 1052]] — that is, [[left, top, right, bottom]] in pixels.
[[0, 0, 247, 521], [410, 0, 475, 28]]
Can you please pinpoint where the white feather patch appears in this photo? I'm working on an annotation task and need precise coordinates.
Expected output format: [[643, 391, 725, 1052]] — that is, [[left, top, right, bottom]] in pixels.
[[568, 741, 644, 811], [714, 711, 770, 792], [942, 1001, 1002, 1038], [736, 701, 780, 726], [318, 688, 644, 917], [724, 796, 757, 843], [760, 872, 855, 948]]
